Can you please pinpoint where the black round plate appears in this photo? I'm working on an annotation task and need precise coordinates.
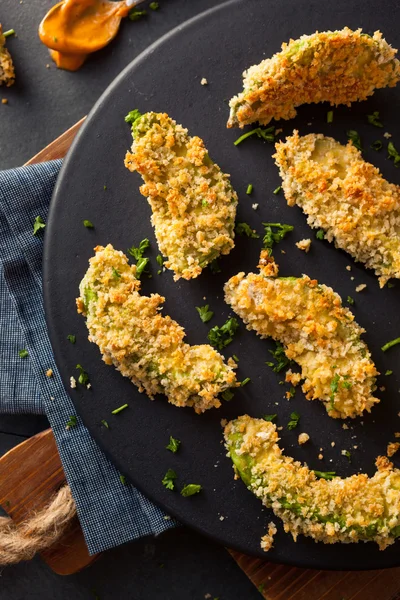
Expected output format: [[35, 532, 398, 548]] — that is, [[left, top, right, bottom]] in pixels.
[[44, 0, 400, 569]]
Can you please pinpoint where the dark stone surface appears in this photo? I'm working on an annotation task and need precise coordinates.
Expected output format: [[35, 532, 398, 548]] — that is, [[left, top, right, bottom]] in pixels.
[[0, 1, 260, 597], [0, 0, 220, 169]]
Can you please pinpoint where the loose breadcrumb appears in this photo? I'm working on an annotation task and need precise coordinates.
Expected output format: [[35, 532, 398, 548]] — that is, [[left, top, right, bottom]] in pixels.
[[298, 432, 310, 445], [356, 284, 367, 292], [46, 368, 53, 378], [274, 131, 400, 287], [70, 376, 76, 389], [394, 432, 400, 438], [225, 415, 400, 549], [260, 522, 278, 552], [296, 238, 312, 253], [125, 112, 237, 281], [2, 98, 8, 104], [224, 252, 379, 419], [228, 28, 400, 128], [346, 266, 352, 271], [387, 442, 400, 457], [77, 245, 237, 413], [200, 77, 208, 85], [384, 132, 392, 139]]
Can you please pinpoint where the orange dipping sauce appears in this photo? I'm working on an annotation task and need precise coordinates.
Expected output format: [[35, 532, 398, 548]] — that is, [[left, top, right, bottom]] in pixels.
[[39, 0, 131, 71]]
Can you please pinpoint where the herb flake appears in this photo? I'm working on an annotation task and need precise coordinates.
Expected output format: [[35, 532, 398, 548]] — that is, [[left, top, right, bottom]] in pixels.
[[83, 220, 94, 229], [180, 483, 202, 497], [76, 364, 89, 385], [246, 184, 253, 195], [263, 414, 277, 422], [166, 435, 181, 453], [19, 349, 28, 358], [327, 110, 333, 123], [287, 411, 300, 430], [266, 341, 292, 373], [208, 317, 239, 350], [314, 470, 336, 480], [162, 469, 177, 491], [67, 334, 76, 344], [235, 222, 259, 238], [346, 296, 355, 305], [111, 403, 129, 415], [371, 140, 383, 151], [382, 337, 400, 352], [196, 304, 214, 323], [125, 108, 142, 124], [388, 141, 400, 167], [347, 130, 362, 151], [367, 111, 383, 127], [66, 415, 77, 429], [33, 216, 46, 236], [262, 222, 293, 254], [234, 126, 275, 146]]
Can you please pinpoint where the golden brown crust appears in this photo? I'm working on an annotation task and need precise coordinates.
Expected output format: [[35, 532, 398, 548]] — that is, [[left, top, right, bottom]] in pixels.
[[77, 244, 237, 413], [274, 131, 400, 287], [228, 28, 400, 127], [0, 25, 15, 87], [125, 112, 237, 280]]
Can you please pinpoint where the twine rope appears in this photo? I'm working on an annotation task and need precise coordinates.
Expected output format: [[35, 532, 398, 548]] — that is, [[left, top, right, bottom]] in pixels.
[[0, 485, 76, 565]]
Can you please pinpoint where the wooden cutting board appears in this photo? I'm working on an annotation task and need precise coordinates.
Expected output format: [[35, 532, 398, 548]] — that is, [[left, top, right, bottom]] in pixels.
[[1, 121, 400, 598]]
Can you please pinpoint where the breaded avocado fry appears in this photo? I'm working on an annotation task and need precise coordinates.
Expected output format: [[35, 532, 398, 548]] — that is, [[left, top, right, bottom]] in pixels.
[[228, 28, 400, 128], [274, 131, 400, 287], [125, 112, 238, 281], [224, 252, 379, 419], [225, 415, 400, 550], [77, 244, 237, 413], [0, 26, 15, 87]]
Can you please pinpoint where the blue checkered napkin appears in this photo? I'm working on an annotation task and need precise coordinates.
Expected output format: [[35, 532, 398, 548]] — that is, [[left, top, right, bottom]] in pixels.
[[0, 161, 176, 554]]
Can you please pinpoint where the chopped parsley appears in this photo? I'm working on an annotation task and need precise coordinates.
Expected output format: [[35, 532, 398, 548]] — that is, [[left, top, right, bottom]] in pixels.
[[149, 1, 159, 9], [112, 267, 121, 278], [162, 469, 177, 490], [346, 296, 355, 305], [388, 282, 396, 288], [196, 304, 214, 323], [83, 220, 94, 229], [208, 317, 239, 350], [166, 436, 181, 453], [329, 373, 340, 408], [101, 419, 109, 428], [385, 370, 393, 376], [128, 238, 150, 260], [347, 130, 362, 151], [382, 337, 400, 352], [287, 386, 296, 398], [235, 222, 259, 238], [246, 184, 253, 195], [273, 185, 282, 195], [33, 216, 46, 235], [221, 389, 235, 402], [125, 108, 142, 124], [156, 254, 164, 274], [234, 126, 275, 146], [66, 415, 77, 428], [209, 259, 221, 274], [315, 229, 325, 240], [314, 471, 336, 480], [103, 185, 107, 191], [128, 238, 150, 279], [258, 583, 265, 593], [371, 140, 383, 151], [367, 111, 383, 127], [67, 334, 76, 344], [326, 110, 333, 123], [129, 8, 147, 21], [342, 450, 351, 461], [3, 29, 15, 38], [119, 474, 127, 485], [111, 403, 129, 415], [18, 349, 28, 358], [262, 222, 293, 254], [266, 341, 292, 373], [232, 354, 239, 362], [287, 411, 300, 430], [263, 414, 277, 422], [180, 483, 202, 497], [240, 377, 251, 386], [76, 364, 89, 385], [388, 141, 400, 167]]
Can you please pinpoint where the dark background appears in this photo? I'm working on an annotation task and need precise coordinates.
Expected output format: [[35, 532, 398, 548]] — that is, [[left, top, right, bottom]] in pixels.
[[0, 0, 260, 598]]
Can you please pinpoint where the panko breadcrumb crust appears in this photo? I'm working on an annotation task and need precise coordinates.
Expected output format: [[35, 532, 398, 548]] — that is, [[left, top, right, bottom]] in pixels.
[[228, 28, 400, 128], [0, 25, 15, 87], [224, 252, 379, 419], [77, 244, 237, 413], [125, 112, 237, 281], [274, 131, 400, 287], [225, 415, 400, 550]]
